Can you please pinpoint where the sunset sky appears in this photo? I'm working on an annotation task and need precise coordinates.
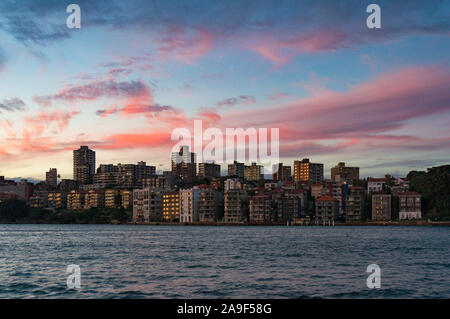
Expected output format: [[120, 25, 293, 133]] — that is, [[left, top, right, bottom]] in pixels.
[[0, 0, 449, 180]]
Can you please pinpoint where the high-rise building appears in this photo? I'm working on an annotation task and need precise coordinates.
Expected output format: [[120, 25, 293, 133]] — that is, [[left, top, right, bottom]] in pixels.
[[244, 163, 263, 181], [227, 161, 245, 178], [293, 158, 323, 183], [171, 146, 196, 183], [272, 163, 291, 181], [45, 168, 58, 188], [371, 194, 391, 221], [162, 191, 180, 222], [198, 162, 221, 179], [73, 146, 96, 185], [331, 162, 359, 183]]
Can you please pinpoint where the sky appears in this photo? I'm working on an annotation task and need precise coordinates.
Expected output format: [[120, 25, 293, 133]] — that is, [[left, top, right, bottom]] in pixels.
[[0, 0, 449, 180]]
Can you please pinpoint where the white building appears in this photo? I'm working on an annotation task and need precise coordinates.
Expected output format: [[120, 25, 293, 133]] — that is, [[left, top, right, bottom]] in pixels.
[[179, 186, 202, 223], [367, 178, 386, 194]]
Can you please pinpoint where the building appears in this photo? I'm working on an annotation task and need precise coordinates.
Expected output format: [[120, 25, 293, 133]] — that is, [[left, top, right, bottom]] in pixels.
[[95, 162, 156, 188], [30, 190, 49, 208], [345, 186, 366, 222], [249, 192, 272, 224], [132, 188, 163, 223], [224, 178, 243, 191], [198, 162, 221, 179], [142, 172, 176, 190], [45, 168, 58, 188], [171, 146, 196, 183], [367, 178, 387, 194], [67, 190, 86, 210], [179, 186, 201, 223], [84, 190, 105, 209], [272, 163, 292, 181], [294, 158, 323, 183], [371, 194, 391, 221], [198, 187, 223, 222], [120, 189, 133, 209], [399, 192, 422, 220], [48, 192, 66, 209], [315, 195, 339, 222], [105, 189, 121, 208], [244, 163, 263, 181], [227, 161, 245, 178], [280, 190, 306, 222], [162, 191, 180, 222], [59, 179, 78, 192], [73, 146, 96, 184], [330, 162, 359, 183], [311, 183, 327, 198], [224, 189, 248, 223]]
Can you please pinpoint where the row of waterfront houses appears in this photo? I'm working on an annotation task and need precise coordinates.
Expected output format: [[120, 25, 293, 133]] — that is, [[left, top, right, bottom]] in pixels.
[[0, 146, 423, 223]]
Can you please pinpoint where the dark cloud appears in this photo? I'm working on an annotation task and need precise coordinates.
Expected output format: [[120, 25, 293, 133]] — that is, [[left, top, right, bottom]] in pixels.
[[96, 104, 174, 117], [33, 79, 149, 106], [0, 98, 27, 112], [217, 95, 256, 108], [0, 0, 447, 48]]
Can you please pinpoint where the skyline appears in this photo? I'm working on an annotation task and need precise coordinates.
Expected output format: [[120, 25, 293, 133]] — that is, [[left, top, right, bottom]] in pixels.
[[1, 0, 450, 179]]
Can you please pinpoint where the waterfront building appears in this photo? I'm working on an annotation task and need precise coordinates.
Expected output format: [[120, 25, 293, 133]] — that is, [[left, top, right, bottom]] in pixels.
[[223, 189, 248, 223], [120, 189, 133, 209], [399, 192, 422, 220], [179, 186, 201, 223], [84, 190, 105, 209], [105, 189, 121, 208], [294, 158, 323, 183], [249, 192, 272, 223], [199, 186, 223, 222], [48, 192, 66, 209], [345, 186, 366, 222], [67, 190, 86, 210], [132, 188, 163, 223], [371, 194, 391, 221], [315, 195, 339, 222], [162, 191, 180, 222]]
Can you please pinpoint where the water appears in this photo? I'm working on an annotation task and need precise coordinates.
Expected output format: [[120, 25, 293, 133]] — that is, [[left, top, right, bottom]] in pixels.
[[0, 224, 449, 298]]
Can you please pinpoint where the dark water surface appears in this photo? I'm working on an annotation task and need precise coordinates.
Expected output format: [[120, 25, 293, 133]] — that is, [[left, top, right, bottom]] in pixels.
[[0, 224, 449, 298]]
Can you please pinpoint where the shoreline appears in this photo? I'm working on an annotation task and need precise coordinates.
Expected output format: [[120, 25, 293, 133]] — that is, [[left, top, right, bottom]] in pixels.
[[1, 221, 449, 226]]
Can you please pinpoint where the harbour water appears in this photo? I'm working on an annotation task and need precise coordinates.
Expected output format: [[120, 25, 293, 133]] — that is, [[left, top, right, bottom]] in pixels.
[[0, 224, 449, 298]]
